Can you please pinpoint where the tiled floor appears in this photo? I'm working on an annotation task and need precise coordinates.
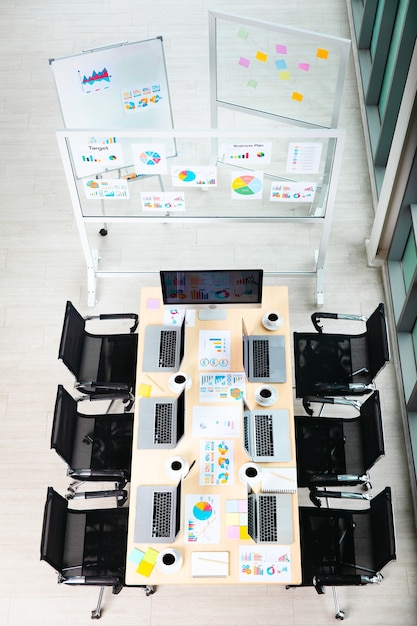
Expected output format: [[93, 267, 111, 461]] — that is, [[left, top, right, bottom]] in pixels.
[[0, 1, 416, 624]]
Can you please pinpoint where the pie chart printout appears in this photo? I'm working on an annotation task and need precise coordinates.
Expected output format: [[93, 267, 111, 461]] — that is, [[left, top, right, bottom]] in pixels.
[[232, 174, 263, 196], [179, 169, 197, 183], [193, 500, 213, 521], [139, 150, 161, 165]]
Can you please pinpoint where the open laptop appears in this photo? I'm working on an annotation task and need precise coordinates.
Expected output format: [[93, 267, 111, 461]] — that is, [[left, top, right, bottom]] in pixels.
[[242, 319, 286, 383], [247, 484, 293, 544], [142, 316, 185, 372], [134, 481, 182, 544], [242, 398, 291, 462], [137, 390, 186, 449]]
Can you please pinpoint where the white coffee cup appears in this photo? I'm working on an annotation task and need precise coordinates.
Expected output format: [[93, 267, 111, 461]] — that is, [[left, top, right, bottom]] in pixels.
[[168, 371, 191, 393], [156, 548, 183, 574], [165, 456, 190, 480], [238, 462, 263, 486], [254, 385, 278, 406], [262, 311, 283, 330]]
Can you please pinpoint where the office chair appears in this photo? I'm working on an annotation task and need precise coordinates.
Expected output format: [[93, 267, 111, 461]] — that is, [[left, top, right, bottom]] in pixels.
[[51, 385, 134, 503], [295, 391, 385, 506], [58, 301, 139, 410], [293, 302, 389, 400], [291, 486, 396, 620], [40, 487, 154, 620]]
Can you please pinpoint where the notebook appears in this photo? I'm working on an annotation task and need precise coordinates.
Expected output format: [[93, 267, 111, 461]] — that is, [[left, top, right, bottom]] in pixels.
[[242, 399, 291, 463], [261, 467, 297, 493], [137, 390, 186, 449], [242, 319, 286, 383], [191, 552, 229, 578], [247, 485, 293, 544], [134, 482, 182, 544], [142, 317, 185, 372]]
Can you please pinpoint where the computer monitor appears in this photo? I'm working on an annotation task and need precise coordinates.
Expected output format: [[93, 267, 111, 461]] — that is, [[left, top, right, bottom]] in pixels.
[[160, 269, 263, 320]]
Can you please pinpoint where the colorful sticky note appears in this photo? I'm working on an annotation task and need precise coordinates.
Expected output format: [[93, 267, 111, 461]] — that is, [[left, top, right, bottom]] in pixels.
[[298, 62, 310, 71], [239, 57, 250, 68], [279, 70, 291, 81], [240, 525, 250, 540], [317, 48, 329, 59], [137, 383, 152, 397], [226, 512, 241, 526], [128, 548, 145, 565], [237, 27, 249, 40], [147, 298, 160, 309], [136, 559, 154, 577], [226, 526, 240, 539], [256, 51, 268, 62], [276, 44, 287, 54], [292, 91, 304, 102], [144, 548, 159, 564], [247, 79, 258, 89], [275, 59, 287, 70], [226, 500, 239, 513]]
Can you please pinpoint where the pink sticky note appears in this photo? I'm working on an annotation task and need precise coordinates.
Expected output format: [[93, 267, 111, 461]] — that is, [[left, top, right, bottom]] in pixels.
[[147, 298, 160, 309], [239, 57, 250, 68], [276, 44, 287, 54], [226, 526, 240, 539], [298, 62, 310, 71]]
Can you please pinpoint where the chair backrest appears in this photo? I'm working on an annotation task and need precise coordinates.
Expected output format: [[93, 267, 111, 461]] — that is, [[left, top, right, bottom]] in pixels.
[[51, 385, 78, 466], [366, 303, 390, 378], [83, 508, 129, 577], [58, 301, 86, 378], [40, 487, 68, 573], [370, 486, 396, 572], [359, 390, 385, 471]]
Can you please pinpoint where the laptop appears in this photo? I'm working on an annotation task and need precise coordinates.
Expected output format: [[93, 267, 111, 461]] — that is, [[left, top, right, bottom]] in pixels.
[[247, 485, 294, 544], [134, 482, 182, 544], [142, 316, 185, 372], [242, 398, 291, 462], [242, 319, 286, 383], [137, 390, 186, 449]]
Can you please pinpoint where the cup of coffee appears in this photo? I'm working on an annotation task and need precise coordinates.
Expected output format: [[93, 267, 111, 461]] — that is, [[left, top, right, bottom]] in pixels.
[[254, 385, 278, 406], [156, 548, 183, 574], [239, 462, 262, 485], [168, 371, 191, 393], [165, 456, 190, 479], [262, 311, 283, 330]]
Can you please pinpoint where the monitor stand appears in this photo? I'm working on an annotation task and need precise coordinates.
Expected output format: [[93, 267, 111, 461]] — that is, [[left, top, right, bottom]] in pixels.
[[198, 308, 228, 321]]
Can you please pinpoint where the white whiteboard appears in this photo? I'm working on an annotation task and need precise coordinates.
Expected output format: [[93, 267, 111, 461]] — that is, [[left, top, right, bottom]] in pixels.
[[50, 37, 174, 130]]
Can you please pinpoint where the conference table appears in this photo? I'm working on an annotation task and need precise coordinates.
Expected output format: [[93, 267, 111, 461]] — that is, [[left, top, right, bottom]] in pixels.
[[125, 285, 301, 586]]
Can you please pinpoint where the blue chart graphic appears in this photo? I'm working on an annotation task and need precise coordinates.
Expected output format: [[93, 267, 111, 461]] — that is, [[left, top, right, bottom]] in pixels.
[[80, 68, 111, 92], [139, 151, 161, 165], [193, 501, 213, 521], [178, 169, 196, 182]]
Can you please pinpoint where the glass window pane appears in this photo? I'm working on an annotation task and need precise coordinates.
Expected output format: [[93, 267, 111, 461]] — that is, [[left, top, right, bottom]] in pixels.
[[412, 318, 417, 367], [402, 230, 417, 291]]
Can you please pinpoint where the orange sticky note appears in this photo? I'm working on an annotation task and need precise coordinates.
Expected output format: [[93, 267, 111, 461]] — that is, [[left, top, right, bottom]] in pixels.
[[292, 91, 304, 102], [317, 48, 329, 59], [137, 383, 152, 397], [256, 51, 268, 62]]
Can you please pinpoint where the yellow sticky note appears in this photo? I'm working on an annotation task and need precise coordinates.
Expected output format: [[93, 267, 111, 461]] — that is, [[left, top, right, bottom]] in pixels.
[[279, 70, 290, 81], [136, 559, 154, 577], [292, 91, 304, 102], [137, 383, 152, 397], [144, 547, 159, 564], [226, 512, 240, 526], [240, 525, 250, 540], [256, 51, 268, 62], [317, 48, 329, 59]]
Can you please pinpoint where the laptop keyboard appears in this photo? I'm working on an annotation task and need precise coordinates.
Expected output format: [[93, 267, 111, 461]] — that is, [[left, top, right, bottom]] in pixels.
[[159, 330, 177, 368], [154, 403, 173, 444], [152, 491, 173, 538], [252, 339, 270, 378], [259, 495, 278, 542], [247, 496, 256, 540], [254, 414, 274, 457]]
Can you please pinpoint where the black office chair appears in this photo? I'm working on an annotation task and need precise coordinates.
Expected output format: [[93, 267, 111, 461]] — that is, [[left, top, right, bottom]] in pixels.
[[51, 385, 134, 503], [40, 487, 154, 620], [58, 301, 139, 410], [293, 303, 389, 400], [293, 486, 396, 620], [295, 391, 385, 505]]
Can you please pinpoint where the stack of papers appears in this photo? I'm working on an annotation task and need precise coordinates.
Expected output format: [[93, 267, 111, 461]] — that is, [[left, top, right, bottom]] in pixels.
[[191, 552, 229, 577]]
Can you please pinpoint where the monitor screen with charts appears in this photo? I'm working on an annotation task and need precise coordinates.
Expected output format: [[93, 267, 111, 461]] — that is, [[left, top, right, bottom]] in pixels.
[[137, 391, 186, 449], [160, 269, 263, 320], [242, 318, 286, 383]]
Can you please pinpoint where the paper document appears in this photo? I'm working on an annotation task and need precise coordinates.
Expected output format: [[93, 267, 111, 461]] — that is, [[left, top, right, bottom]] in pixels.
[[261, 467, 297, 493], [191, 551, 229, 577]]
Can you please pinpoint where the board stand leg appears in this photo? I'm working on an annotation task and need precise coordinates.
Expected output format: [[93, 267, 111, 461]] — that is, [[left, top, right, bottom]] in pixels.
[[87, 249, 99, 307], [315, 250, 324, 307]]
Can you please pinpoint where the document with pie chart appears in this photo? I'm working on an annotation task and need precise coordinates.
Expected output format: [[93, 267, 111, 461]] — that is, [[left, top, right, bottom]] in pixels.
[[132, 143, 168, 175], [171, 165, 217, 187], [231, 171, 263, 200]]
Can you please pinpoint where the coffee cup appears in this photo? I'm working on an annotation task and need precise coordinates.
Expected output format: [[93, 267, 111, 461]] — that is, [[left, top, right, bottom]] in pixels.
[[238, 462, 262, 485], [254, 385, 278, 406], [168, 371, 191, 393], [262, 311, 283, 330], [165, 456, 190, 479], [156, 548, 183, 574]]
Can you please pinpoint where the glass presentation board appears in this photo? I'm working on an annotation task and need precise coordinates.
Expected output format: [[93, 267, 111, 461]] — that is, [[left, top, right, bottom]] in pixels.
[[50, 37, 174, 131], [209, 12, 351, 128]]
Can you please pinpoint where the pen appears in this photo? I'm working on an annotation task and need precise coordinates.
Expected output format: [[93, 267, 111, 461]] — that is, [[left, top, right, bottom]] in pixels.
[[187, 460, 196, 476]]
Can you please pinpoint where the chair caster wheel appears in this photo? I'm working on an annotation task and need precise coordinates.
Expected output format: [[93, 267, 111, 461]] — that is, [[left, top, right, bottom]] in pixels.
[[335, 610, 345, 620], [99, 228, 108, 236], [145, 585, 155, 596], [90, 610, 101, 619], [363, 482, 372, 491]]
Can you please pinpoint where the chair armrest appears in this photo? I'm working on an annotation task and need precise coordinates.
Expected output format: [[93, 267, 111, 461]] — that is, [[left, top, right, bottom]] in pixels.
[[311, 311, 367, 333], [309, 487, 372, 507], [313, 573, 382, 593], [68, 468, 127, 480], [302, 395, 361, 415], [60, 574, 124, 587], [67, 489, 128, 506], [84, 312, 139, 333]]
